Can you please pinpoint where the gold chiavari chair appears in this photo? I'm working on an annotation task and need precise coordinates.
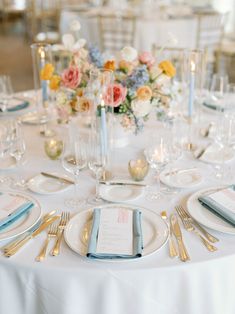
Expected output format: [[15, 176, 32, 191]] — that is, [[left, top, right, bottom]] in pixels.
[[1, 0, 26, 33], [98, 13, 136, 52]]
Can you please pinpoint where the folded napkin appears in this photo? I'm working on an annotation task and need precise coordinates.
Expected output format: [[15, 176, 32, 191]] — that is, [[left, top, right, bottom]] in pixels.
[[198, 185, 235, 226], [87, 208, 143, 259], [0, 194, 34, 231], [0, 99, 29, 113], [202, 101, 224, 112]]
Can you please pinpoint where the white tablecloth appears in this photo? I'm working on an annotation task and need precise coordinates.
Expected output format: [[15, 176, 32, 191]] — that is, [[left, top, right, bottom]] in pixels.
[[1, 101, 235, 314], [60, 9, 197, 51]]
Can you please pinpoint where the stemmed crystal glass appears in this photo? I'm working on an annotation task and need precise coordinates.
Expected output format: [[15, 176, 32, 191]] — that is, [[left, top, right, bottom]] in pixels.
[[144, 137, 170, 200], [10, 124, 27, 188], [87, 131, 105, 204], [0, 75, 13, 113], [61, 136, 87, 208]]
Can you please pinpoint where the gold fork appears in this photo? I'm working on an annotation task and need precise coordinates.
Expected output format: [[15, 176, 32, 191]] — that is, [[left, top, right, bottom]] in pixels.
[[176, 205, 219, 243], [175, 206, 217, 252], [161, 211, 178, 258], [51, 212, 70, 256], [35, 223, 58, 262]]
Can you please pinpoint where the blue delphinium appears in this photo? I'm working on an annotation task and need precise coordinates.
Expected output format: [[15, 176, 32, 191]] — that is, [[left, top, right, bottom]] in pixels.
[[125, 65, 149, 93], [88, 44, 104, 68]]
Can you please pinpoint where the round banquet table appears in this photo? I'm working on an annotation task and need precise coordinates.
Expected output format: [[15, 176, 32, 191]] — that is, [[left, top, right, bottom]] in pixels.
[[1, 101, 235, 314], [60, 7, 197, 51]]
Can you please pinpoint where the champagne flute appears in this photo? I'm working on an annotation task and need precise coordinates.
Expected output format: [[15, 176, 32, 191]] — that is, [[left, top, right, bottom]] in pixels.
[[61, 137, 87, 208], [87, 131, 105, 205]]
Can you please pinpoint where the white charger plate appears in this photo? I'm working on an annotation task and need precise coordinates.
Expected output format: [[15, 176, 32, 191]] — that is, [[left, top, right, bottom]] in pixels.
[[20, 112, 48, 125], [187, 186, 235, 234], [199, 144, 234, 164], [27, 173, 72, 195], [0, 191, 41, 241], [99, 184, 144, 202], [64, 203, 169, 261], [160, 168, 202, 189]]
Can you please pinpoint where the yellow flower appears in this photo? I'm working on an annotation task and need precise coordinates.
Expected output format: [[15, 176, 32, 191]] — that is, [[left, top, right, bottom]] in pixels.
[[136, 86, 152, 101], [77, 97, 93, 112], [49, 75, 61, 91], [158, 60, 176, 77], [40, 63, 54, 80], [104, 60, 116, 71], [76, 88, 84, 97]]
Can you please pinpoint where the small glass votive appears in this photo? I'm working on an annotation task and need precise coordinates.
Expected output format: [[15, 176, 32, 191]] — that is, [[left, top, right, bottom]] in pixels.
[[128, 159, 149, 181], [44, 138, 63, 160]]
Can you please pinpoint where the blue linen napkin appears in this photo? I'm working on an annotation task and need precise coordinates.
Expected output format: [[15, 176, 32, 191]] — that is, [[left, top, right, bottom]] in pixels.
[[0, 201, 34, 231], [0, 100, 29, 113], [202, 101, 224, 112], [87, 208, 143, 259], [198, 185, 235, 227]]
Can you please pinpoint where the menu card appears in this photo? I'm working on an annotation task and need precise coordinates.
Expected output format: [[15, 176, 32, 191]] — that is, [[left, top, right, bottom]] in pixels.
[[207, 187, 235, 213], [96, 208, 133, 255], [0, 194, 27, 220]]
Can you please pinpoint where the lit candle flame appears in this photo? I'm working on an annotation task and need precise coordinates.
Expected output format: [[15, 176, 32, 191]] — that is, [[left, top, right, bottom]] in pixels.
[[191, 61, 196, 72], [40, 48, 45, 59]]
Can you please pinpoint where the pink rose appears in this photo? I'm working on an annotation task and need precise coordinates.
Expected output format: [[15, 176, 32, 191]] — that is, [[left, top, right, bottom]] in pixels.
[[139, 51, 155, 67], [104, 83, 127, 107], [61, 66, 81, 89]]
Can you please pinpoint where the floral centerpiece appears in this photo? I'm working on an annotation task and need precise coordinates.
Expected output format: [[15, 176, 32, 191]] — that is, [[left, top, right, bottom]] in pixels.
[[41, 25, 177, 132]]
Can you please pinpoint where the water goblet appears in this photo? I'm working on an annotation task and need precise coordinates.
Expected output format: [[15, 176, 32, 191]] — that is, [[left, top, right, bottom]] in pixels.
[[144, 138, 170, 200]]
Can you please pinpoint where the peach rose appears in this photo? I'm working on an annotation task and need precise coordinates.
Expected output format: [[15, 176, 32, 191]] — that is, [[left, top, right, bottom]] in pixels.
[[49, 75, 61, 91], [40, 63, 54, 80], [119, 60, 134, 74], [77, 97, 93, 112], [104, 83, 127, 107], [136, 86, 152, 101], [61, 66, 81, 89], [139, 52, 155, 67], [159, 60, 176, 77]]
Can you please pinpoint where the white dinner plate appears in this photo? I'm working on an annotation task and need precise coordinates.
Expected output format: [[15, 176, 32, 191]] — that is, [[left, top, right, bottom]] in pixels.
[[64, 204, 169, 261], [27, 173, 72, 195], [99, 184, 144, 202], [0, 156, 16, 170], [187, 186, 235, 234], [160, 168, 202, 189], [0, 191, 41, 241], [199, 144, 235, 164]]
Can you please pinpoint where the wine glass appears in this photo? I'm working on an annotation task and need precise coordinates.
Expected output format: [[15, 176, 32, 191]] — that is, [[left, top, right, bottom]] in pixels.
[[144, 137, 170, 200], [10, 125, 27, 188], [61, 137, 87, 208], [87, 131, 105, 205], [0, 75, 13, 113]]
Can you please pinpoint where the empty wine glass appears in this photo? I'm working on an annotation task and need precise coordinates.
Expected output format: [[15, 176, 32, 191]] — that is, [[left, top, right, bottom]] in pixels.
[[0, 75, 13, 113], [62, 137, 87, 208], [87, 131, 105, 205], [144, 137, 170, 200], [210, 74, 228, 113]]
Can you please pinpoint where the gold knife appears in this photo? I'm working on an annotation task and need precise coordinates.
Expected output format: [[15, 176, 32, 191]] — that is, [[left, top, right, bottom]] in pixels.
[[41, 172, 74, 184], [170, 214, 190, 262], [4, 215, 60, 257]]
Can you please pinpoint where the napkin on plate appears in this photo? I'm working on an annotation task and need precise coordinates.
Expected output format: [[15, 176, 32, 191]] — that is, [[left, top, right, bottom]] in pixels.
[[198, 185, 235, 226], [202, 101, 224, 112], [0, 99, 29, 112], [0, 193, 34, 231], [87, 208, 143, 259]]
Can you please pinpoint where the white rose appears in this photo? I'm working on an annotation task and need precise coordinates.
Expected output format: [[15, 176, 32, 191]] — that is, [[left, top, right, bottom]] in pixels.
[[57, 92, 67, 106], [69, 19, 81, 32], [120, 46, 137, 62], [62, 33, 75, 51], [156, 74, 171, 86], [73, 38, 87, 50], [131, 99, 152, 118]]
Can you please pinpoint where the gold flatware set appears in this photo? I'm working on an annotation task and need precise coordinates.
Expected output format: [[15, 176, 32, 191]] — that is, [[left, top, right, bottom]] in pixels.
[[162, 205, 219, 262], [2, 211, 70, 260]]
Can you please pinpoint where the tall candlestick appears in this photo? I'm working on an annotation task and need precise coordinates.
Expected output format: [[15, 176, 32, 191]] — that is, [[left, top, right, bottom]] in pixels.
[[188, 60, 195, 118], [40, 48, 48, 107]]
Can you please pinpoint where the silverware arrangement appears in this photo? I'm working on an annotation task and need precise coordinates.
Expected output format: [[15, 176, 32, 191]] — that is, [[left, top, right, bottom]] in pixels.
[[161, 211, 178, 258]]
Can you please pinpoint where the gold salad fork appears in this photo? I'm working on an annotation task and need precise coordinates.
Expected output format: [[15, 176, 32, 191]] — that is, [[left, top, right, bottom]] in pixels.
[[51, 212, 70, 256], [161, 211, 178, 258], [35, 223, 58, 262], [175, 206, 217, 252]]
